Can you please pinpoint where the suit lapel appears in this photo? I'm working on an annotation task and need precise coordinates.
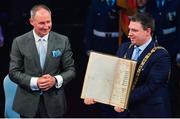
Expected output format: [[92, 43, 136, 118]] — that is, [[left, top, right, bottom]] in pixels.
[[124, 43, 134, 59], [43, 32, 55, 71], [138, 40, 155, 64], [126, 46, 134, 59]]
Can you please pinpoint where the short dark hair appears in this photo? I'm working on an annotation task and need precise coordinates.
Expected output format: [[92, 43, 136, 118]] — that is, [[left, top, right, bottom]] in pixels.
[[130, 12, 155, 35], [30, 4, 51, 19]]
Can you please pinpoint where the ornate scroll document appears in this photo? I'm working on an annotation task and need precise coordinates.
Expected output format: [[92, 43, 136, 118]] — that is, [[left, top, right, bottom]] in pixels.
[[81, 52, 137, 109]]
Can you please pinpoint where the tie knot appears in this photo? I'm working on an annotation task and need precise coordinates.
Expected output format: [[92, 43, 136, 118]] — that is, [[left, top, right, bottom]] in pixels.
[[39, 39, 45, 42], [132, 47, 141, 60], [135, 47, 141, 52]]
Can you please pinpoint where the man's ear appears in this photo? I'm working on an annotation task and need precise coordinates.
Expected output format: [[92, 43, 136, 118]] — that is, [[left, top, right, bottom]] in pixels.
[[146, 28, 152, 35], [29, 18, 34, 26]]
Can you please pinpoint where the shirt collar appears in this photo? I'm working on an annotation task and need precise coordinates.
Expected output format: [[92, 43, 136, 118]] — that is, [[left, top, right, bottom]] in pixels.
[[135, 37, 152, 52], [33, 30, 49, 42]]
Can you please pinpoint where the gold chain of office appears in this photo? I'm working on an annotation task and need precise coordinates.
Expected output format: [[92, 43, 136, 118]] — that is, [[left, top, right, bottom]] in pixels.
[[124, 44, 166, 91]]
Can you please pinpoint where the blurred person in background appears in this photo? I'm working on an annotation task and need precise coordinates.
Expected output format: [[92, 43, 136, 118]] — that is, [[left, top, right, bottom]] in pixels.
[[146, 0, 180, 117], [83, 0, 120, 56]]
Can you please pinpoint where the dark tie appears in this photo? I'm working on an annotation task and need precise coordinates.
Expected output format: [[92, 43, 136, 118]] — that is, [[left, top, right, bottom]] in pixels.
[[107, 0, 113, 6], [157, 0, 164, 9], [132, 47, 141, 60], [38, 39, 46, 69]]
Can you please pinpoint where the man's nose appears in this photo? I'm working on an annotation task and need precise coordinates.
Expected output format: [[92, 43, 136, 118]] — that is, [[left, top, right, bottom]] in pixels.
[[128, 31, 132, 38]]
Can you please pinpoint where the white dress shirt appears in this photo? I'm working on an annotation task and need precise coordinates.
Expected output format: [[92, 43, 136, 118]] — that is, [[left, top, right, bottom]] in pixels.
[[30, 30, 63, 91], [131, 38, 152, 60]]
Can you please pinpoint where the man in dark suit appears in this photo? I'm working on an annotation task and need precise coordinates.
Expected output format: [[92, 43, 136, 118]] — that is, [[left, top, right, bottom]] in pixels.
[[9, 4, 76, 118], [84, 12, 171, 117], [114, 12, 171, 117]]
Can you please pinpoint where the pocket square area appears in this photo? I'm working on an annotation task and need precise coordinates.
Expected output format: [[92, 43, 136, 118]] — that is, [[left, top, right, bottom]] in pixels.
[[52, 49, 61, 57]]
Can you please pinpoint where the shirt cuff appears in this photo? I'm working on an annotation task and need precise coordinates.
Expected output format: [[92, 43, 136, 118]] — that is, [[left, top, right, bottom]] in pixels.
[[30, 77, 39, 91], [54, 75, 63, 88]]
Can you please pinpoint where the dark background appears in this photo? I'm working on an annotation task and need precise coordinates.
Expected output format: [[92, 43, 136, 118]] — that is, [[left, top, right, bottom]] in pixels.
[[1, 0, 180, 118], [0, 0, 94, 117]]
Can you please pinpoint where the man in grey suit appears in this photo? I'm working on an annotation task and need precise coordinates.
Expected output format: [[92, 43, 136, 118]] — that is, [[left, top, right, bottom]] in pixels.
[[9, 4, 76, 118]]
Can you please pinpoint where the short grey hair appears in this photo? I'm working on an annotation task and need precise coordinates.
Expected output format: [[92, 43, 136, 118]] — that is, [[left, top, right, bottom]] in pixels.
[[30, 4, 51, 19]]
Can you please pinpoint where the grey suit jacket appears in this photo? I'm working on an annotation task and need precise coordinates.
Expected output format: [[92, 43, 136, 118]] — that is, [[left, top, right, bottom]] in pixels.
[[9, 31, 76, 117]]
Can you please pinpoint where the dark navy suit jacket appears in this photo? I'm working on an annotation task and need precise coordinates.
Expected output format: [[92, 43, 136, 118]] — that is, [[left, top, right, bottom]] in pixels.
[[116, 40, 171, 117]]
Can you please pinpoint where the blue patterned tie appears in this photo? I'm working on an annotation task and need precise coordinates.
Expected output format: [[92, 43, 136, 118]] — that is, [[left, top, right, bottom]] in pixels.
[[38, 39, 46, 69], [132, 47, 141, 60]]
